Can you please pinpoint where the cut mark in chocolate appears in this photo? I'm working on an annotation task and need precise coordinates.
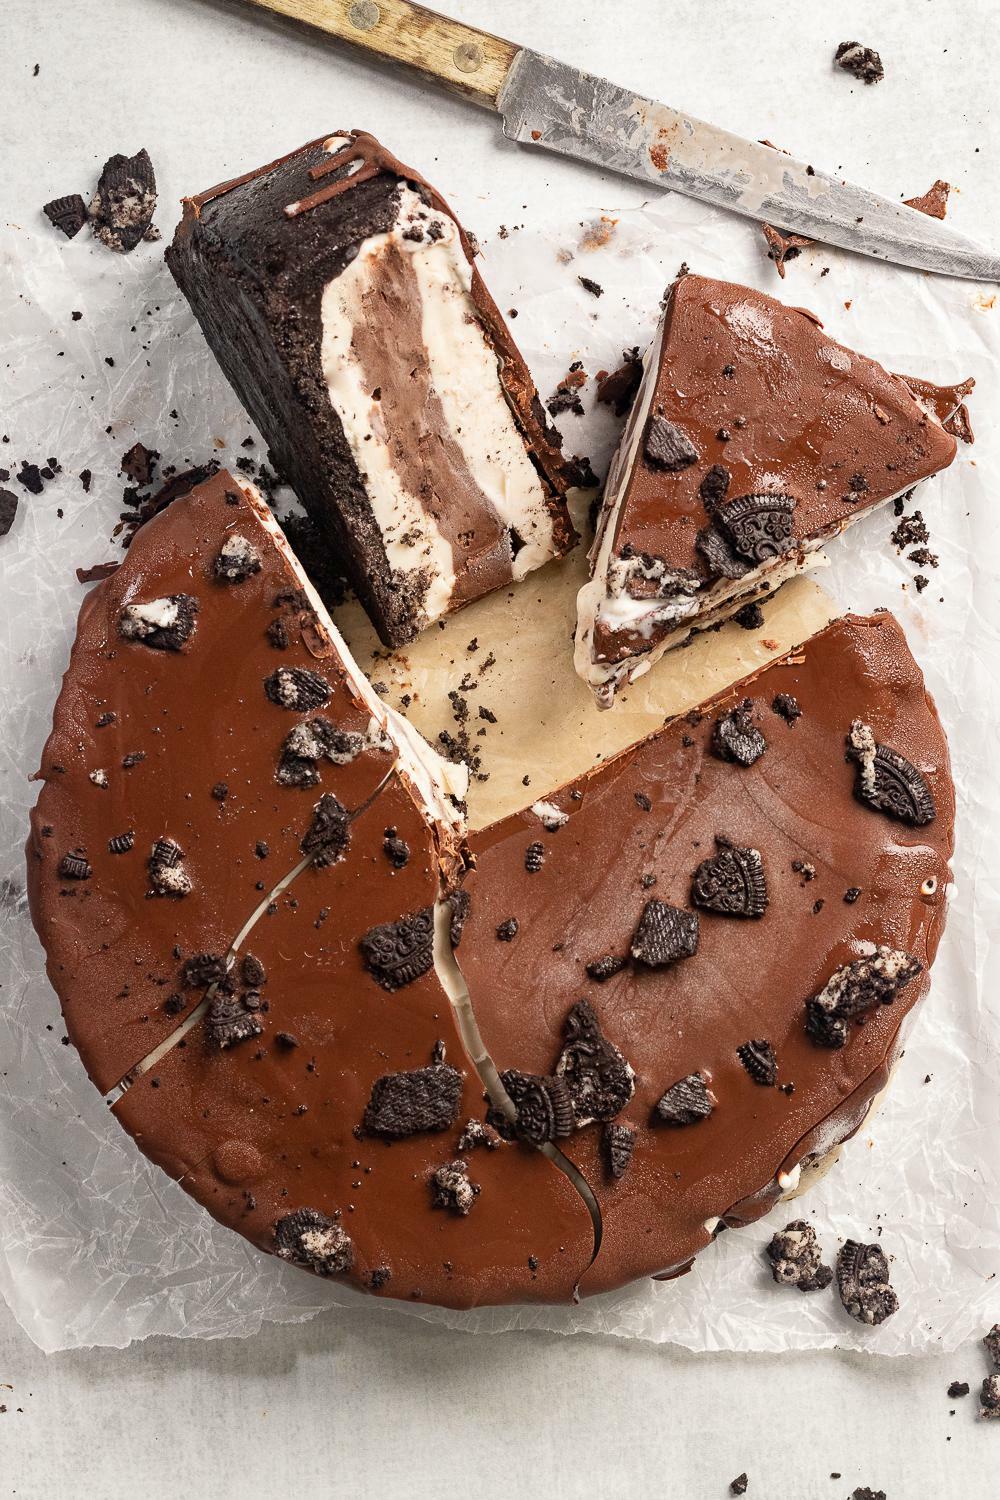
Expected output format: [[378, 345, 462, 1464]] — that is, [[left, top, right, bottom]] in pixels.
[[765, 1220, 833, 1291], [360, 907, 435, 991], [630, 900, 699, 967], [555, 999, 635, 1125], [363, 1063, 462, 1139], [711, 699, 767, 766], [118, 594, 198, 652], [836, 1239, 898, 1325], [847, 719, 935, 826], [654, 1072, 714, 1126], [274, 1208, 353, 1276], [804, 946, 922, 1049], [737, 1039, 777, 1086], [644, 414, 699, 472], [691, 837, 768, 918]]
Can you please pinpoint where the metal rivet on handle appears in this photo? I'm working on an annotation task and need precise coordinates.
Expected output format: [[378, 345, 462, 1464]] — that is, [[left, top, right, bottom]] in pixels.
[[348, 1, 380, 31], [453, 42, 483, 74]]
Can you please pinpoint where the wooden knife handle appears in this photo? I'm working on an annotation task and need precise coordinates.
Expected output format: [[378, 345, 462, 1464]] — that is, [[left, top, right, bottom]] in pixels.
[[245, 0, 518, 106]]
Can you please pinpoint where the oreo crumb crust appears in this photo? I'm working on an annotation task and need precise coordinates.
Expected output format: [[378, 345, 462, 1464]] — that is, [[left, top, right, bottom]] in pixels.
[[765, 1220, 833, 1292], [555, 999, 635, 1125], [631, 900, 699, 967], [274, 1208, 353, 1275], [836, 1239, 899, 1325], [363, 1064, 462, 1138], [654, 1072, 714, 1126], [360, 907, 435, 990]]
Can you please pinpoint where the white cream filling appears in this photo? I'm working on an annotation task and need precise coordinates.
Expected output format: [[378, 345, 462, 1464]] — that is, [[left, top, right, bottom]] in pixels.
[[319, 186, 554, 624]]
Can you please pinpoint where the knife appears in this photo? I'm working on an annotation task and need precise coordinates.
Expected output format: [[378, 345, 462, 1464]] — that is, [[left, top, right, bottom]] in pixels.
[[244, 0, 1000, 281]]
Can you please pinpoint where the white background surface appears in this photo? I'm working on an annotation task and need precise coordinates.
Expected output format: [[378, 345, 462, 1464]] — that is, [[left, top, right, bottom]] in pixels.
[[2, 0, 998, 1494]]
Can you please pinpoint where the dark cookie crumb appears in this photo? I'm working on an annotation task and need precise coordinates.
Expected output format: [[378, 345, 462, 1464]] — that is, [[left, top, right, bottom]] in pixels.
[[645, 413, 699, 472], [712, 699, 767, 766], [214, 533, 261, 584], [981, 1375, 1000, 1419], [836, 1239, 898, 1326], [496, 917, 519, 941], [602, 1121, 636, 1180], [835, 40, 885, 85], [360, 908, 435, 990], [654, 1072, 714, 1126], [205, 992, 263, 1050], [383, 833, 410, 868], [765, 1220, 833, 1292], [264, 666, 331, 712], [274, 1208, 352, 1275], [847, 719, 935, 826], [447, 889, 470, 948], [578, 275, 603, 297], [90, 148, 157, 252], [241, 953, 266, 987], [300, 793, 351, 867], [631, 899, 699, 967], [556, 999, 634, 1124], [947, 1381, 970, 1399], [363, 1064, 462, 1138], [732, 601, 764, 630], [737, 1039, 777, 1086], [586, 954, 628, 983], [457, 1118, 501, 1152], [771, 693, 801, 723], [118, 594, 198, 652], [0, 489, 18, 537], [181, 953, 227, 989], [729, 1477, 749, 1497], [430, 1159, 479, 1216], [58, 853, 92, 881], [524, 841, 545, 873]]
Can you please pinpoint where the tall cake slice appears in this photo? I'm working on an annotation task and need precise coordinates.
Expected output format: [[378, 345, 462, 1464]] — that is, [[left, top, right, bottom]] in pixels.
[[576, 274, 972, 705], [167, 131, 576, 649]]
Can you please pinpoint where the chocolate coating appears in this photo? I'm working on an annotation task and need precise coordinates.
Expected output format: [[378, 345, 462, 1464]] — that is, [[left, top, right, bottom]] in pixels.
[[461, 614, 953, 1295]]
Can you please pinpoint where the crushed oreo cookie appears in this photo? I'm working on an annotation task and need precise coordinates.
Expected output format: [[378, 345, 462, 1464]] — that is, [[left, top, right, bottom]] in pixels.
[[602, 1121, 636, 1180], [300, 793, 351, 867], [108, 830, 134, 854], [654, 1072, 714, 1126], [264, 666, 331, 712], [58, 852, 91, 881], [645, 413, 699, 472], [205, 991, 263, 1050], [733, 601, 764, 630], [360, 907, 434, 991], [490, 1070, 575, 1145], [241, 953, 267, 987], [274, 1208, 352, 1275], [765, 1220, 833, 1291], [147, 837, 191, 897], [90, 148, 158, 252], [43, 193, 89, 239], [276, 716, 367, 788], [586, 954, 628, 983], [729, 1477, 748, 1497], [981, 1375, 1000, 1420], [430, 1159, 479, 1215], [737, 1039, 777, 1086], [771, 693, 802, 723], [691, 838, 768, 918], [457, 1118, 501, 1152], [447, 889, 470, 948], [699, 464, 731, 508], [713, 492, 796, 563], [382, 833, 410, 868], [555, 999, 635, 1125], [214, 532, 261, 584], [0, 489, 17, 538], [118, 594, 198, 651], [835, 40, 885, 85], [985, 1324, 1000, 1370], [630, 899, 699, 967], [711, 699, 767, 766], [496, 917, 519, 942], [524, 840, 545, 874], [847, 719, 935, 826], [695, 524, 752, 580], [120, 442, 158, 487], [363, 1064, 462, 1139], [836, 1239, 898, 1325], [181, 952, 227, 989], [805, 946, 922, 1049]]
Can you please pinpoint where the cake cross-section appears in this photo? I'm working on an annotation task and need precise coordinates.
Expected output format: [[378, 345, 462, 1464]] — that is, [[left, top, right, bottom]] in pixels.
[[576, 273, 972, 705], [167, 130, 577, 648]]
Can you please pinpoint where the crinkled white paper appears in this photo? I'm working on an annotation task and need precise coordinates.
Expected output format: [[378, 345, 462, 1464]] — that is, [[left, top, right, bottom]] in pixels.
[[2, 187, 998, 1355]]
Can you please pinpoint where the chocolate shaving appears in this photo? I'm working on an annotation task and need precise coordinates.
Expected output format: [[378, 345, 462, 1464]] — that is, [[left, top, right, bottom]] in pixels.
[[274, 1208, 353, 1276], [654, 1072, 714, 1126], [904, 180, 951, 220], [630, 900, 699, 967], [596, 348, 642, 417], [691, 838, 768, 918], [120, 442, 158, 487], [836, 1239, 898, 1325], [363, 1064, 462, 1139], [360, 907, 434, 991], [762, 223, 813, 276]]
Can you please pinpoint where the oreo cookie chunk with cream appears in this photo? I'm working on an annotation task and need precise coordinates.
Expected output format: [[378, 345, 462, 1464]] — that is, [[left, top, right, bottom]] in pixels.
[[461, 613, 953, 1296], [167, 131, 576, 649], [576, 273, 972, 705]]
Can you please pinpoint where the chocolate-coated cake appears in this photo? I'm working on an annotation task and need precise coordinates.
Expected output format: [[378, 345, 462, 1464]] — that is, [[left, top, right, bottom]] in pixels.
[[167, 131, 577, 649], [28, 473, 953, 1307], [576, 273, 972, 705]]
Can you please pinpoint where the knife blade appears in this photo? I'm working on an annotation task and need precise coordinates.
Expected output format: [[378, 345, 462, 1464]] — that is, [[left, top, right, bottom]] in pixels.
[[244, 0, 1000, 281]]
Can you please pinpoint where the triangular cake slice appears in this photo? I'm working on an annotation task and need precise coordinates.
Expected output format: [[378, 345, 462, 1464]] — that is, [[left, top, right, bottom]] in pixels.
[[576, 274, 971, 706], [167, 131, 577, 651]]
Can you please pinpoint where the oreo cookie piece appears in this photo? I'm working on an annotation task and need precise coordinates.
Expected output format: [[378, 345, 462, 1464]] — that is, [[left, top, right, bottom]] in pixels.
[[205, 992, 263, 1050], [834, 40, 885, 85], [362, 1063, 462, 1139], [695, 524, 752, 581], [555, 999, 635, 1125], [118, 594, 198, 652], [586, 954, 628, 983], [602, 1121, 636, 1180], [836, 1239, 898, 1325], [241, 953, 267, 988], [654, 1072, 714, 1126], [984, 1323, 1000, 1371], [276, 716, 367, 787], [737, 1039, 777, 1086], [181, 953, 227, 989], [457, 1118, 501, 1152], [300, 793, 351, 867], [981, 1375, 1000, 1420], [490, 1070, 575, 1145], [805, 946, 922, 1049], [383, 833, 410, 868], [729, 1477, 748, 1497], [711, 699, 767, 766], [644, 414, 699, 472], [213, 533, 261, 583], [274, 1207, 353, 1275], [447, 889, 471, 948], [58, 853, 92, 881], [699, 464, 731, 508], [714, 492, 796, 563], [630, 900, 699, 967], [360, 907, 435, 991], [847, 719, 936, 826], [430, 1159, 479, 1216], [264, 666, 331, 711], [765, 1220, 833, 1292], [524, 841, 545, 873], [0, 488, 17, 538], [43, 193, 88, 239], [147, 837, 192, 898], [771, 693, 802, 723], [90, 148, 158, 252], [691, 837, 768, 918]]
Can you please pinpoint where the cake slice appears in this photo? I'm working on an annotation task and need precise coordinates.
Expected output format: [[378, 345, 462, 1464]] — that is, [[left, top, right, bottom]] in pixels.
[[167, 131, 577, 649], [576, 274, 971, 705]]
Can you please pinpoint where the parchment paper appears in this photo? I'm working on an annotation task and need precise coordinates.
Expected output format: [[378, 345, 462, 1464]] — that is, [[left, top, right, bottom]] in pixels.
[[1, 184, 997, 1354]]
